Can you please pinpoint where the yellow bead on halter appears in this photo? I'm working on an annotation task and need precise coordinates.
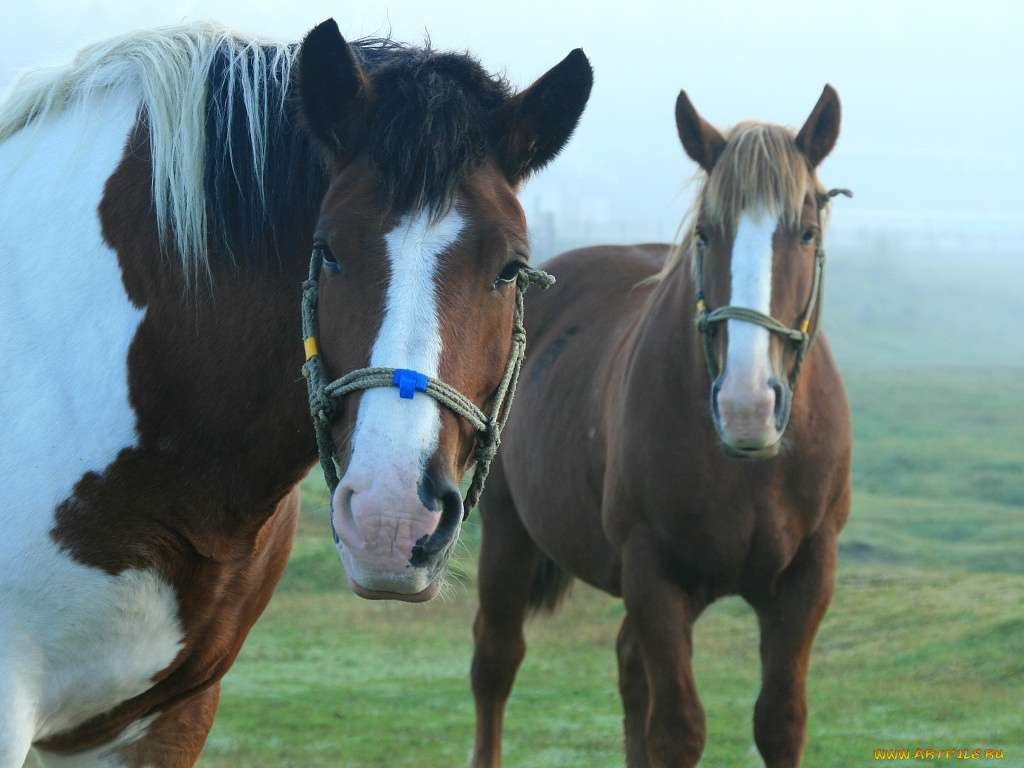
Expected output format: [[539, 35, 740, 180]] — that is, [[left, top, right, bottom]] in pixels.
[[303, 336, 320, 361]]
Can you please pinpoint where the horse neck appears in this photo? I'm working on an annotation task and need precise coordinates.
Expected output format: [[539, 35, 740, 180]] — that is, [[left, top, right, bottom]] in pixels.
[[147, 269, 316, 509], [627, 258, 709, 398], [597, 252, 733, 486], [104, 135, 318, 518]]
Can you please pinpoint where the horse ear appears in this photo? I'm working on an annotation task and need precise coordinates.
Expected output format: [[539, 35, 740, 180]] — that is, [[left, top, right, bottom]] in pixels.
[[296, 19, 373, 164], [795, 85, 841, 168], [675, 90, 726, 173], [491, 49, 593, 185]]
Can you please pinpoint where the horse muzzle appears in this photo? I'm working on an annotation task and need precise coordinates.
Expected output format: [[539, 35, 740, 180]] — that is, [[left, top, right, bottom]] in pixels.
[[331, 468, 463, 601], [711, 375, 792, 459]]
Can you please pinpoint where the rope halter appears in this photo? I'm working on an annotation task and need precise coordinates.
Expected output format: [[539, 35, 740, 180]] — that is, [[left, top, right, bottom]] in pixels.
[[300, 245, 553, 536], [695, 188, 852, 388]]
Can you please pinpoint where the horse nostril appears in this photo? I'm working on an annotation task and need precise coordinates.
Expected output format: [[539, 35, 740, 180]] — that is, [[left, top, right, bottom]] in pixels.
[[414, 472, 464, 562], [770, 377, 792, 431], [418, 472, 444, 512], [436, 485, 464, 539]]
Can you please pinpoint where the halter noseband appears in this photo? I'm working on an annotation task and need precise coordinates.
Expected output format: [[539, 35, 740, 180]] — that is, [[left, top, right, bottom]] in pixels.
[[695, 188, 852, 388], [300, 246, 553, 535]]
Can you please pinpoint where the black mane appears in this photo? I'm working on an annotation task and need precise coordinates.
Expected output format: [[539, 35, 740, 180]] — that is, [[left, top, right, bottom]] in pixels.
[[203, 36, 511, 264], [204, 42, 325, 265]]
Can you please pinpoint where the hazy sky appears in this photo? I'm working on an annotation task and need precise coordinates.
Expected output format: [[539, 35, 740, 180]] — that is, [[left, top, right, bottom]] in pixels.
[[2, 0, 1022, 244]]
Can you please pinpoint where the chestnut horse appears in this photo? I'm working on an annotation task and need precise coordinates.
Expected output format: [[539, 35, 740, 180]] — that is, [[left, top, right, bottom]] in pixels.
[[470, 86, 852, 767], [0, 19, 591, 767]]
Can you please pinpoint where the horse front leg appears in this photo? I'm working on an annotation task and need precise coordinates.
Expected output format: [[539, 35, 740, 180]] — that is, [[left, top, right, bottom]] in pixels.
[[469, 474, 545, 768], [621, 538, 707, 768], [616, 613, 651, 768], [749, 533, 838, 768]]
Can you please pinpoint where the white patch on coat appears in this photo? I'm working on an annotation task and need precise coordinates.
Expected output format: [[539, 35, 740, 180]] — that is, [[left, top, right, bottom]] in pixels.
[[0, 86, 184, 752]]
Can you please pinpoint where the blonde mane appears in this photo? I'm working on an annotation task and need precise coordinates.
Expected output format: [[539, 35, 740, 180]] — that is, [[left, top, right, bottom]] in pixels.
[[0, 22, 299, 285], [656, 121, 826, 281]]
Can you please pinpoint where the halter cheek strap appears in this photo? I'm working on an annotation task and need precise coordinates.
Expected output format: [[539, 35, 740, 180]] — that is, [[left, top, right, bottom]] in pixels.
[[300, 245, 553, 534]]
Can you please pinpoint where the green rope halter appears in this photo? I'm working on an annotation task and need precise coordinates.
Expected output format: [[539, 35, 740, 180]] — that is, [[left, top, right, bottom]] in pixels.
[[695, 188, 852, 387], [300, 245, 553, 538]]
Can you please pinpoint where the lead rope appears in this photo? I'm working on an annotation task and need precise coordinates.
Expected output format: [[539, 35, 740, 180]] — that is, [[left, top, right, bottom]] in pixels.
[[695, 187, 851, 387], [301, 247, 553, 540]]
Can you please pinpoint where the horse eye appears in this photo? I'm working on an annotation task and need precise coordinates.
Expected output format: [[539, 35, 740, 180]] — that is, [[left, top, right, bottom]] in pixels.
[[495, 260, 525, 287], [801, 229, 817, 247], [695, 227, 709, 248], [316, 242, 343, 274]]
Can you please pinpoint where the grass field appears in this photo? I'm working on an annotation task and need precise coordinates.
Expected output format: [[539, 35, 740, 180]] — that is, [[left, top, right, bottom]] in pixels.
[[194, 368, 1024, 767]]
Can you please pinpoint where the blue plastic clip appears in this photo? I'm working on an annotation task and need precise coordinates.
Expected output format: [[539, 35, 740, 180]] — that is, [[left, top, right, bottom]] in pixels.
[[392, 369, 430, 399]]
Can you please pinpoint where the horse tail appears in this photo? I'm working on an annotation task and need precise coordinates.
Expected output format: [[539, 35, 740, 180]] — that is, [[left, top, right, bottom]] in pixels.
[[525, 554, 575, 617]]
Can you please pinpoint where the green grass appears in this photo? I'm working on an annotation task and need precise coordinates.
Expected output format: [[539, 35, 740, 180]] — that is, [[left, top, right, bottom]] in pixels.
[[847, 370, 1024, 507], [199, 568, 1024, 767], [839, 370, 1024, 576], [195, 369, 1024, 767]]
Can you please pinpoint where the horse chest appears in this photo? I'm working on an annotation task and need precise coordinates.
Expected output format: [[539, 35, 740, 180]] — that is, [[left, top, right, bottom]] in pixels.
[[614, 469, 812, 587]]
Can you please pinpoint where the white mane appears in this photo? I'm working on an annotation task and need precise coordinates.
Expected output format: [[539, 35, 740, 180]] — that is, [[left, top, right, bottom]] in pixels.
[[0, 22, 299, 283]]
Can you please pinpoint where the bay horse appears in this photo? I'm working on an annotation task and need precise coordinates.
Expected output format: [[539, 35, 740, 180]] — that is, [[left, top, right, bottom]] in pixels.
[[470, 86, 852, 767], [0, 19, 592, 767]]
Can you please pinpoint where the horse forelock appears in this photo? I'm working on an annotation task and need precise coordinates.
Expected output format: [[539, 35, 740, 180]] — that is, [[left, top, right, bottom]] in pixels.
[[656, 121, 827, 282], [354, 41, 512, 219], [704, 122, 817, 231]]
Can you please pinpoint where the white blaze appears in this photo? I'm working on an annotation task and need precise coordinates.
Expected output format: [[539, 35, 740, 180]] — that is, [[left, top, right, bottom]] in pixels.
[[331, 205, 465, 596], [724, 210, 776, 385], [350, 206, 464, 474]]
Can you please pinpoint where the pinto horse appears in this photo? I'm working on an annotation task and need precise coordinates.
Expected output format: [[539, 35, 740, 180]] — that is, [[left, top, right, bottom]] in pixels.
[[470, 86, 852, 768], [0, 19, 591, 767]]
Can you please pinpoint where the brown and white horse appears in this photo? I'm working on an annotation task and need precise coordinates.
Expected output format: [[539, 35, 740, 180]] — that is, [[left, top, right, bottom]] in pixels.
[[470, 87, 852, 767], [0, 19, 591, 767]]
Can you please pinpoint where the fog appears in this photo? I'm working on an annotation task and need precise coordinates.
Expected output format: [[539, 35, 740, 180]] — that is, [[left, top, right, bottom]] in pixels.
[[3, 1, 1023, 294]]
